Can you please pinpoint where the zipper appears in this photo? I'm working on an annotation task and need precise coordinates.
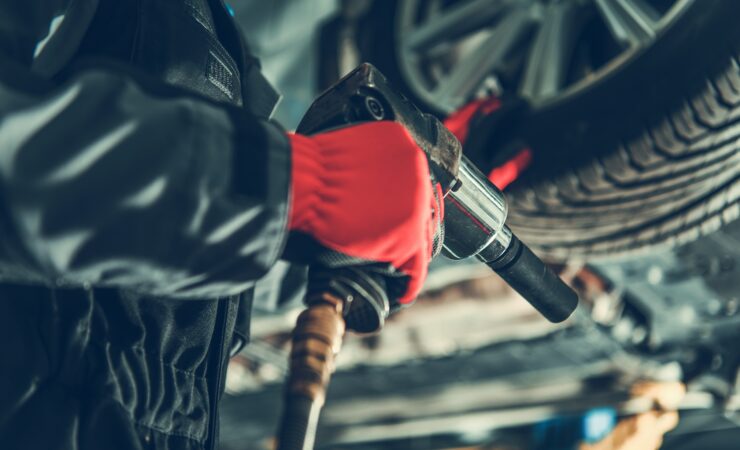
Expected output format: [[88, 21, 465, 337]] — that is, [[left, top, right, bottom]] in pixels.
[[129, 0, 143, 63], [206, 298, 231, 450], [204, 3, 245, 446]]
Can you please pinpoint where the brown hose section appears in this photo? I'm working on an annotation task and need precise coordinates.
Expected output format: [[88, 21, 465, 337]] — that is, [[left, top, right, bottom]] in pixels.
[[285, 292, 346, 405]]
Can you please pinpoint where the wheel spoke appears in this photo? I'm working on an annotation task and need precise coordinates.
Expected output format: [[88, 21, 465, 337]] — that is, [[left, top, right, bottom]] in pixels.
[[519, 2, 583, 101], [431, 8, 536, 111], [398, 0, 691, 114], [403, 0, 514, 52], [593, 0, 661, 47]]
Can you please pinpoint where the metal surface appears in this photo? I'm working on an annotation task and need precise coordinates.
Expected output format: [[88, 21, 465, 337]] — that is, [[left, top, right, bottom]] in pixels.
[[299, 62, 577, 324], [442, 155, 510, 260], [325, 390, 737, 445], [396, 0, 693, 112], [220, 219, 740, 449], [589, 219, 740, 364]]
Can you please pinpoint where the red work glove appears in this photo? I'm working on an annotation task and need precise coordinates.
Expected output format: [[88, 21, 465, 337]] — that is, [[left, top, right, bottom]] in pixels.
[[287, 121, 443, 304], [444, 98, 532, 190]]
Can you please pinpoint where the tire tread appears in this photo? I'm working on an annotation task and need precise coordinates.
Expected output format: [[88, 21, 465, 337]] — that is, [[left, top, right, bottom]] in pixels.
[[510, 54, 740, 259]]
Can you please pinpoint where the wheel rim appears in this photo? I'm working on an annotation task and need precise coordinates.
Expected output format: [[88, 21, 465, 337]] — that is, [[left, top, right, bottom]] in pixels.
[[396, 0, 695, 113]]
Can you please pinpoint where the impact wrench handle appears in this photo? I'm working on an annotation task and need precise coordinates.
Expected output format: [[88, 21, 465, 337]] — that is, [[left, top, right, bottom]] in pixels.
[[277, 63, 580, 449], [297, 63, 579, 323]]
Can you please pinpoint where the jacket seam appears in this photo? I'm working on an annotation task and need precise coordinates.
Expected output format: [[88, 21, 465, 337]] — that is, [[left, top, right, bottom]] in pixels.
[[130, 346, 208, 380], [132, 417, 206, 443], [266, 123, 292, 263], [88, 340, 208, 379]]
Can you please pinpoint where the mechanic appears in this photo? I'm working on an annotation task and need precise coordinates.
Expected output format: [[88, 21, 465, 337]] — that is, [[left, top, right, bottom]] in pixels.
[[0, 1, 446, 449]]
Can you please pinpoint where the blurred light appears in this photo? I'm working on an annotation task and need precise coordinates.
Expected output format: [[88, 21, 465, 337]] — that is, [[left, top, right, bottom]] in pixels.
[[582, 408, 617, 444]]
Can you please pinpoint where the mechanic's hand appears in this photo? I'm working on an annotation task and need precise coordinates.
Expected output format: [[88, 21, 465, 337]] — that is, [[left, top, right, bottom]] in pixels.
[[579, 382, 685, 450], [286, 121, 442, 304]]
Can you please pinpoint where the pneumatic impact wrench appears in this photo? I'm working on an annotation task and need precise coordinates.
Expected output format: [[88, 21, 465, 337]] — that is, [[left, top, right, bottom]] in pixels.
[[276, 64, 579, 449]]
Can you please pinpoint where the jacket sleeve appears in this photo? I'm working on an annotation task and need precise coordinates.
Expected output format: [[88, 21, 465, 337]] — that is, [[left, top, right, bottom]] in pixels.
[[0, 1, 292, 299]]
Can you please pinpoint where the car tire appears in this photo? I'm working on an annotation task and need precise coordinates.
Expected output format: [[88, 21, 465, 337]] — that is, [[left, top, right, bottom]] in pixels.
[[348, 0, 740, 260]]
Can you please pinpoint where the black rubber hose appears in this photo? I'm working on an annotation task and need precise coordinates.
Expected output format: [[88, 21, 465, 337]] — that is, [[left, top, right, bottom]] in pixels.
[[277, 395, 321, 450], [487, 234, 578, 323]]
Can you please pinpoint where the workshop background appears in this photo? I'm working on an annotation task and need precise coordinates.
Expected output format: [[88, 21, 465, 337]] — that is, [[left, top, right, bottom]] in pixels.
[[223, 1, 740, 448]]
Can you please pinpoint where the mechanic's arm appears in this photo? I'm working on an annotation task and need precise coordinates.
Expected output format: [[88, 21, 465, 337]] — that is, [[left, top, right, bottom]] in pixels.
[[0, 1, 291, 298], [0, 65, 292, 298], [0, 1, 435, 303]]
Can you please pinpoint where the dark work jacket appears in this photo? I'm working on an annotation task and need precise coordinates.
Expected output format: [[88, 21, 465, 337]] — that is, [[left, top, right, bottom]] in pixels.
[[0, 0, 289, 449]]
